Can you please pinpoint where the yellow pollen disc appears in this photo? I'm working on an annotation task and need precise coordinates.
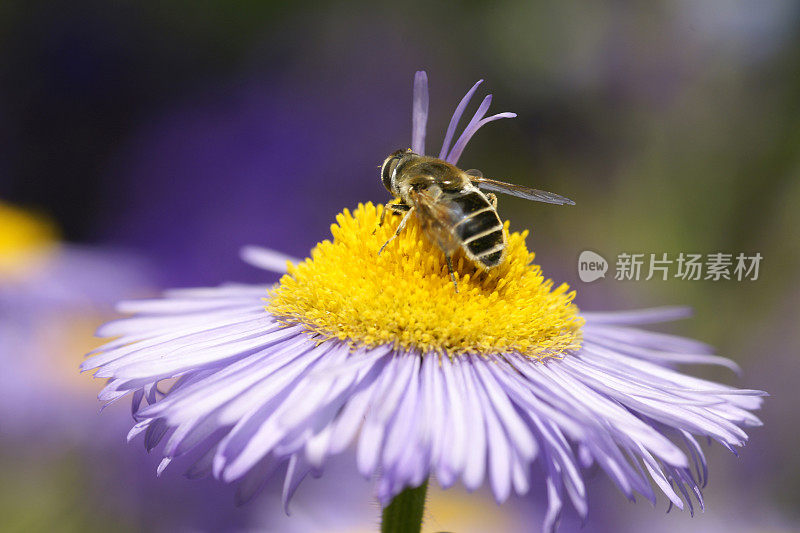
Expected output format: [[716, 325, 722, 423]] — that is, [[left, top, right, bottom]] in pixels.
[[268, 203, 583, 358], [0, 201, 59, 279]]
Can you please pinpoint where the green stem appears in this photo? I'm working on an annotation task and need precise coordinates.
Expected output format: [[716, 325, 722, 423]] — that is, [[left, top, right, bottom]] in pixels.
[[380, 479, 429, 533]]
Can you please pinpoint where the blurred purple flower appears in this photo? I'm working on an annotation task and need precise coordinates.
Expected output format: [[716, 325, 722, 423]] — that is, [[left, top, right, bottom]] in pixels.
[[0, 202, 152, 438], [0, 202, 274, 531], [84, 73, 764, 532]]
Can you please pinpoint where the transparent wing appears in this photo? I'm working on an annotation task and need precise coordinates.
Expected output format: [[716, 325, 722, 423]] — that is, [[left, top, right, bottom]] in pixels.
[[465, 169, 483, 178], [472, 177, 575, 205], [408, 188, 462, 253]]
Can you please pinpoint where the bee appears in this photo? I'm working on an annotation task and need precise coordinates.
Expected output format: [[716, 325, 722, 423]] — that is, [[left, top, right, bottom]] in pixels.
[[379, 149, 574, 292]]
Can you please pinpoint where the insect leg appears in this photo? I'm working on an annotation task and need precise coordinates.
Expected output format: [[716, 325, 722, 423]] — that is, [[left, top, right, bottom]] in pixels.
[[486, 193, 497, 209], [378, 207, 415, 255], [445, 254, 459, 293], [375, 202, 410, 233]]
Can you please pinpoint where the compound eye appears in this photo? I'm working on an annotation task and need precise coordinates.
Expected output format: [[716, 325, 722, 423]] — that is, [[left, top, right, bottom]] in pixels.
[[381, 151, 405, 192]]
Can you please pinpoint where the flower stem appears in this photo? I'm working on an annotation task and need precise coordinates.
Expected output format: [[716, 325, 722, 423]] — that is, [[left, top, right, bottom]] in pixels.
[[380, 479, 429, 533]]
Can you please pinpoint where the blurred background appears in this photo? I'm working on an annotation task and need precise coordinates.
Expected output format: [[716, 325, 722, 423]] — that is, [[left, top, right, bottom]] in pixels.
[[1, 1, 798, 531]]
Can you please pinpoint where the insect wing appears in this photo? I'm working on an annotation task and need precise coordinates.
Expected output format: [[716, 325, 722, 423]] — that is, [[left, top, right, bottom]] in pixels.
[[472, 177, 575, 205], [409, 188, 459, 224], [408, 188, 462, 253]]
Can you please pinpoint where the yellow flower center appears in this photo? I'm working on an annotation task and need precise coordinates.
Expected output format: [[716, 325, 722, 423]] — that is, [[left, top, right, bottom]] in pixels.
[[0, 201, 59, 280], [268, 203, 583, 358]]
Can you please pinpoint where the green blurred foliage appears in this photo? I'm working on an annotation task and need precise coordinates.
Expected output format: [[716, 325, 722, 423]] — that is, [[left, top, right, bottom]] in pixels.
[[0, 451, 135, 533]]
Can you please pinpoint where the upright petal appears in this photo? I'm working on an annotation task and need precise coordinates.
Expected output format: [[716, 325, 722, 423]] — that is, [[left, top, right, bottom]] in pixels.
[[411, 71, 429, 154]]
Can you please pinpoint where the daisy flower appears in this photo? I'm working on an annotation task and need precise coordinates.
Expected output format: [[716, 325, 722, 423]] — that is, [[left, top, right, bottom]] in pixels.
[[84, 72, 764, 532]]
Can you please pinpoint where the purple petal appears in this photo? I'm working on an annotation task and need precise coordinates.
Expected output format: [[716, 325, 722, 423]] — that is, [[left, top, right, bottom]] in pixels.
[[445, 94, 491, 164], [438, 79, 483, 159], [456, 360, 487, 490], [282, 454, 314, 514], [411, 71, 429, 154], [234, 455, 279, 506], [581, 306, 693, 324], [239, 245, 299, 273], [446, 94, 517, 165]]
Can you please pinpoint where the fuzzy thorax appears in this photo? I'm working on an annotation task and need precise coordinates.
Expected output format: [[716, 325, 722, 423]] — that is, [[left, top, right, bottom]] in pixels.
[[268, 203, 583, 358]]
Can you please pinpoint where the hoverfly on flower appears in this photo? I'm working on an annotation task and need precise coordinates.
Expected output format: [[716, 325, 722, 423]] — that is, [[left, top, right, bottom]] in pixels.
[[378, 147, 573, 292]]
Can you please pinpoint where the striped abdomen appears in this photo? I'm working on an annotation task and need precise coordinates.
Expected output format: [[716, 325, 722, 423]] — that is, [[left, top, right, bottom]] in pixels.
[[450, 189, 506, 268]]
